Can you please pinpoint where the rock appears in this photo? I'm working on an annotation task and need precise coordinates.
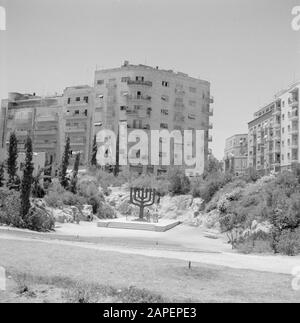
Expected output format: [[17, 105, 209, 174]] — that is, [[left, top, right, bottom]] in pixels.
[[46, 207, 74, 223]]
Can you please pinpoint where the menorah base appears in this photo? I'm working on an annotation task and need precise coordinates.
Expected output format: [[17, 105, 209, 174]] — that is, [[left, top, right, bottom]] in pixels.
[[97, 217, 180, 232]]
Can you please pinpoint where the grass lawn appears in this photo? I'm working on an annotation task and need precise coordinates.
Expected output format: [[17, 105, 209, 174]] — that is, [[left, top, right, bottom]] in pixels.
[[0, 238, 300, 302]]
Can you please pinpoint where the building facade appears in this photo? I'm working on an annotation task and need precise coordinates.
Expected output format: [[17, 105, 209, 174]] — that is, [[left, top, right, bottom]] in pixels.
[[0, 86, 95, 168], [94, 61, 213, 175], [0, 92, 64, 167], [248, 81, 300, 173], [0, 62, 213, 176], [224, 134, 248, 175]]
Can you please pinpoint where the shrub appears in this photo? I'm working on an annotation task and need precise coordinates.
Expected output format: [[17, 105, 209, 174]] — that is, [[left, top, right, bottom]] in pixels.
[[167, 168, 190, 195], [97, 202, 116, 219], [77, 178, 104, 214], [193, 172, 233, 203], [243, 167, 261, 183], [24, 204, 55, 232], [275, 229, 300, 256], [0, 188, 23, 227]]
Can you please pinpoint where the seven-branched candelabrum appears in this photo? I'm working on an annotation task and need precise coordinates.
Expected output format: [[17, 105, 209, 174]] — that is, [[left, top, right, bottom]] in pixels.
[[130, 187, 156, 221]]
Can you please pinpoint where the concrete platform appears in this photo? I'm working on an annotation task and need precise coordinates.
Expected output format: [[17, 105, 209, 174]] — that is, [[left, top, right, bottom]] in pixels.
[[97, 217, 181, 232]]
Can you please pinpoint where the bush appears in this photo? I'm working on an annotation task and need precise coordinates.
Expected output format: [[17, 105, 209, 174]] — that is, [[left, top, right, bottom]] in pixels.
[[24, 204, 55, 232], [97, 202, 116, 219], [167, 168, 190, 195], [193, 172, 233, 203], [0, 188, 24, 227], [275, 229, 300, 256]]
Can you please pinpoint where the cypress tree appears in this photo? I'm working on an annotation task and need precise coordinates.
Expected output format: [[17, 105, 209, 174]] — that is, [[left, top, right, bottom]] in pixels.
[[91, 134, 97, 166], [7, 132, 18, 187], [70, 153, 80, 194], [0, 162, 4, 187], [60, 137, 71, 188], [20, 136, 34, 219]]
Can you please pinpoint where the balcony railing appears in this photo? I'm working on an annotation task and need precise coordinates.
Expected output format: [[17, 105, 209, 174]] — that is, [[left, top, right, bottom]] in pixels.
[[65, 127, 86, 133], [35, 129, 57, 136], [127, 80, 152, 87], [34, 143, 56, 149], [288, 96, 298, 107], [290, 110, 299, 121], [128, 95, 151, 101], [273, 106, 281, 115]]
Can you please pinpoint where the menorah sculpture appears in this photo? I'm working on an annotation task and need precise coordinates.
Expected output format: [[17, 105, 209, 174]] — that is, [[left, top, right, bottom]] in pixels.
[[130, 187, 156, 221]]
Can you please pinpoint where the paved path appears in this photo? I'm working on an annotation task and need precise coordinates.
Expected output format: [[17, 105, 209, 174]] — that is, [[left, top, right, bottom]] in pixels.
[[0, 232, 299, 275]]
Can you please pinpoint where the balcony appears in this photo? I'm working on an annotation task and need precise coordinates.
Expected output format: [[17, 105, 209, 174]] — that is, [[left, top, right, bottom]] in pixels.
[[35, 129, 57, 136], [291, 141, 298, 149], [64, 113, 87, 120], [65, 127, 86, 133], [127, 80, 152, 87], [288, 96, 298, 107], [290, 110, 299, 121], [291, 127, 299, 135], [36, 115, 57, 123], [15, 130, 29, 137], [127, 95, 151, 101], [273, 106, 281, 115], [34, 143, 56, 149]]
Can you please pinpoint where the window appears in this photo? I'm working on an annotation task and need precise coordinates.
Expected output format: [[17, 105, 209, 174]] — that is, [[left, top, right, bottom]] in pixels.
[[161, 109, 168, 116], [84, 109, 88, 116], [134, 105, 141, 111], [84, 96, 89, 103], [282, 114, 285, 121], [97, 80, 104, 85], [121, 77, 130, 82], [160, 123, 168, 129], [162, 81, 169, 87], [189, 100, 196, 107], [282, 127, 285, 134], [136, 76, 144, 81], [189, 87, 196, 93], [161, 95, 169, 102], [75, 110, 79, 115], [76, 97, 80, 102], [188, 114, 196, 120], [67, 98, 71, 104], [120, 106, 127, 111]]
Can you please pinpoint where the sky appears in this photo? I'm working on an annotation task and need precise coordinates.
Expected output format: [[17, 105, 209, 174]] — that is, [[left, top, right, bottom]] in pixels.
[[0, 0, 299, 159]]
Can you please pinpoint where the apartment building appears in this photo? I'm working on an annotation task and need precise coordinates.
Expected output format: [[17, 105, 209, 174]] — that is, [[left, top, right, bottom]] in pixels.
[[94, 61, 213, 175], [248, 81, 300, 173], [224, 134, 248, 175], [63, 85, 95, 165], [0, 85, 95, 168], [0, 92, 64, 167]]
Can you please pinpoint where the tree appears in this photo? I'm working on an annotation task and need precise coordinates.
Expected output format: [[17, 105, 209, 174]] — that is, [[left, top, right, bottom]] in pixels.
[[7, 132, 18, 187], [204, 154, 223, 175], [60, 137, 71, 189], [20, 136, 34, 219], [0, 162, 4, 187], [70, 153, 80, 194], [91, 134, 97, 166]]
